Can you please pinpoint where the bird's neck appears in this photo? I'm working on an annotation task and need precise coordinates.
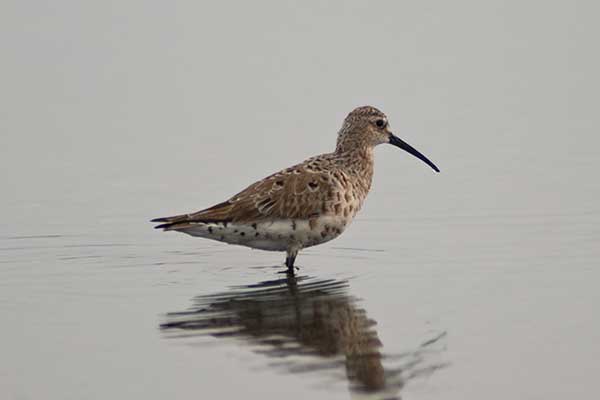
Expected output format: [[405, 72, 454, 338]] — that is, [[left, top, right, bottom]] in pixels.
[[337, 145, 374, 166], [335, 145, 375, 201]]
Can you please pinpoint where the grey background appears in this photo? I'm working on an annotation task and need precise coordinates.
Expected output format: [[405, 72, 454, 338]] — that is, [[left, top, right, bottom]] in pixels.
[[1, 1, 599, 399]]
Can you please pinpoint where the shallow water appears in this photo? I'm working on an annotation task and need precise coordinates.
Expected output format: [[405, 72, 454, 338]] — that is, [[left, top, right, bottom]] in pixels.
[[2, 2, 600, 399]]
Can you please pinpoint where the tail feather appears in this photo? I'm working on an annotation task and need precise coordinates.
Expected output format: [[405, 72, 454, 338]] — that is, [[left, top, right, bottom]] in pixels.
[[151, 201, 234, 231], [151, 214, 193, 231]]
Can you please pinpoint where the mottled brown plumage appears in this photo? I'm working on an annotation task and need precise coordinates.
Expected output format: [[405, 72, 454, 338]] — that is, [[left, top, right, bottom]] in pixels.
[[152, 106, 439, 271]]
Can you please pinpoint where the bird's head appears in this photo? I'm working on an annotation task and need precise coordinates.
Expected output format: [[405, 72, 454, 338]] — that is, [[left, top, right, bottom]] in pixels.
[[336, 106, 439, 173]]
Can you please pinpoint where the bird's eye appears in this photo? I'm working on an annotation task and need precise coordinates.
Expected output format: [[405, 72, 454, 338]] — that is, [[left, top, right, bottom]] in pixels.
[[375, 119, 386, 128]]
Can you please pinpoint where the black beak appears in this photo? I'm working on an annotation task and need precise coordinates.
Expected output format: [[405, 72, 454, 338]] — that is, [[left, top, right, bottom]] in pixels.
[[389, 134, 440, 172]]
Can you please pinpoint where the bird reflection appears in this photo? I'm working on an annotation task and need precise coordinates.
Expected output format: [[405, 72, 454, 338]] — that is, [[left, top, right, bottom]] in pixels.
[[161, 273, 446, 399]]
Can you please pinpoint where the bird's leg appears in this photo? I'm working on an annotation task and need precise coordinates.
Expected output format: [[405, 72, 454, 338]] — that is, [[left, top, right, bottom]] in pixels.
[[285, 249, 298, 273]]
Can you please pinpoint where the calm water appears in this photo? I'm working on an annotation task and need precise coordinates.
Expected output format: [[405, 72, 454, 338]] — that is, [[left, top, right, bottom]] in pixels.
[[2, 2, 600, 399]]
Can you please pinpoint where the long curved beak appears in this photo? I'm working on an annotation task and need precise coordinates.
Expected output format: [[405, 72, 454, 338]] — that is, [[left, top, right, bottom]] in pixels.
[[389, 134, 440, 172]]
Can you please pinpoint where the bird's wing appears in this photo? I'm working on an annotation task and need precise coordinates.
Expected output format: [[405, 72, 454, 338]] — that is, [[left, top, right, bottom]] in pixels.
[[152, 162, 345, 230]]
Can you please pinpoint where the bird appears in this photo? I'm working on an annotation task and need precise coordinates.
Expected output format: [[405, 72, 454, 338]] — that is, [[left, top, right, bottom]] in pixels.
[[152, 106, 439, 272]]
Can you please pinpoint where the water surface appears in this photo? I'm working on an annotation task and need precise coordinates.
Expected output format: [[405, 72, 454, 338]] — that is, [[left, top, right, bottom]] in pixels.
[[2, 2, 600, 399]]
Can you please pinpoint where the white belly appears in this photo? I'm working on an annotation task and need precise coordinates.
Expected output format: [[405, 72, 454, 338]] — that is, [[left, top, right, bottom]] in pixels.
[[178, 216, 350, 252]]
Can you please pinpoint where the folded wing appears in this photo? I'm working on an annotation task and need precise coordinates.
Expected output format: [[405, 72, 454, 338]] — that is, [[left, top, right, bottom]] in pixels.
[[152, 163, 343, 231]]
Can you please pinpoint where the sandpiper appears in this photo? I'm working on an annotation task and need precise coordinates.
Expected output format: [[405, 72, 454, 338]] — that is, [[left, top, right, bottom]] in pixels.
[[152, 106, 439, 272]]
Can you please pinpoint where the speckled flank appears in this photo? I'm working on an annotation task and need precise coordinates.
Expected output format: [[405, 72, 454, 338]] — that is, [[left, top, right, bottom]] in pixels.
[[180, 216, 349, 251]]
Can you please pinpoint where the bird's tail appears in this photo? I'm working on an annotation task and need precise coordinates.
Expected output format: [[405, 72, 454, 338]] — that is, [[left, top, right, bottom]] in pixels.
[[151, 214, 195, 231], [151, 201, 234, 231]]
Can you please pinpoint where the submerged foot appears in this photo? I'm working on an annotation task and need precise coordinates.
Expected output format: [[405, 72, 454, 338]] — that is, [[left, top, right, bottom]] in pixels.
[[285, 252, 298, 274], [279, 264, 299, 275]]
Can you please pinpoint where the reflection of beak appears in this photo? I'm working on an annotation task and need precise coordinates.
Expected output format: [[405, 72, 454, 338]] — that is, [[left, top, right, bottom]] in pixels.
[[389, 134, 440, 173]]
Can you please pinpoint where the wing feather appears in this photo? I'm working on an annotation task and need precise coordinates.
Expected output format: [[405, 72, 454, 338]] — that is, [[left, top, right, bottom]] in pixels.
[[152, 159, 345, 230]]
